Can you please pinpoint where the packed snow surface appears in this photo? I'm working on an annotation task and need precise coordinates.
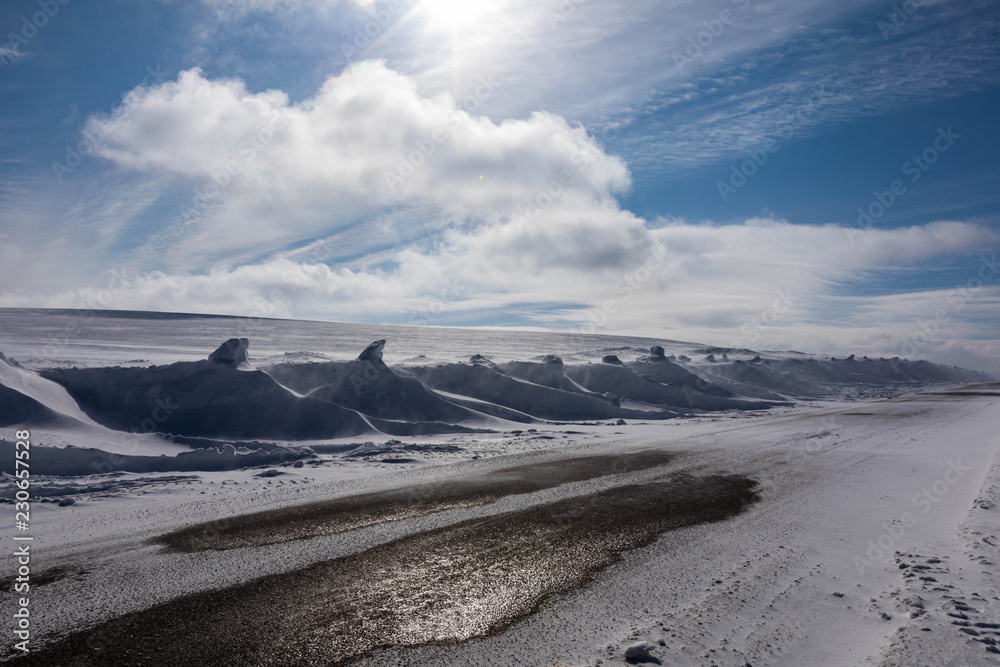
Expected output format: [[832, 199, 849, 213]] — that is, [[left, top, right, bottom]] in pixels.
[[0, 308, 997, 666]]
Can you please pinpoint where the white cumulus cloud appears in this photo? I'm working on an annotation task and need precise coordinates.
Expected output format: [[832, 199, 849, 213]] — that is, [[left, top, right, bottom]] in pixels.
[[86, 62, 630, 268]]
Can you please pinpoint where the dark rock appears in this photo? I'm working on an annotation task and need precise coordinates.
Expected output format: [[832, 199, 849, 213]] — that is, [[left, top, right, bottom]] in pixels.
[[602, 355, 624, 365]]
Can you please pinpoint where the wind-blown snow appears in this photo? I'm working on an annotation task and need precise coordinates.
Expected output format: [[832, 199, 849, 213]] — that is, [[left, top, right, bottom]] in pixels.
[[0, 309, 997, 666]]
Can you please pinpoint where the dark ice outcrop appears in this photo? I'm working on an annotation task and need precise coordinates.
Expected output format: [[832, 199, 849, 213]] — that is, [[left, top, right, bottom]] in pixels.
[[43, 340, 372, 439], [0, 385, 54, 427], [408, 360, 661, 421], [209, 338, 252, 369], [501, 358, 618, 405], [266, 341, 472, 427], [628, 356, 734, 397], [358, 339, 386, 362], [565, 363, 772, 412], [0, 351, 21, 367], [468, 354, 503, 373]]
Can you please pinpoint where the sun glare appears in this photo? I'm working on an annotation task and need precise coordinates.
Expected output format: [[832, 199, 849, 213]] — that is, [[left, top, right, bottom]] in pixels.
[[421, 0, 492, 31]]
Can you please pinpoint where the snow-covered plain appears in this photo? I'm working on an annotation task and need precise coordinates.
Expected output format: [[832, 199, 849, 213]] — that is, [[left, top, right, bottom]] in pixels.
[[1, 308, 998, 666]]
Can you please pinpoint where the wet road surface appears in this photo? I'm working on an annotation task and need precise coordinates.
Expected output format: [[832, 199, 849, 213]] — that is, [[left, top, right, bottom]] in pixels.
[[158, 449, 679, 552], [14, 473, 758, 666]]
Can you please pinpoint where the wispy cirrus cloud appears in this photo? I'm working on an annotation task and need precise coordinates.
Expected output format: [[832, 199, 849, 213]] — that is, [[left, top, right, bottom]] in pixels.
[[617, 0, 1000, 170], [0, 44, 20, 66], [4, 215, 996, 370], [174, 0, 1000, 173], [1, 0, 998, 377]]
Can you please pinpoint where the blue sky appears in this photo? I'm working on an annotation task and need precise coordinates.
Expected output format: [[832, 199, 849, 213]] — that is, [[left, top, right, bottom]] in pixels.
[[1, 0, 999, 373]]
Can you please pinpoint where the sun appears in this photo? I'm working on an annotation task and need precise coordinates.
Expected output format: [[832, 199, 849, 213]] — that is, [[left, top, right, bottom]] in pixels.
[[420, 0, 492, 31]]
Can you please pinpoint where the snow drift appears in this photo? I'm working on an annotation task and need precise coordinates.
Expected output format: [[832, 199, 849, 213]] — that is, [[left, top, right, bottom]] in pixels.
[[695, 355, 991, 398], [40, 340, 373, 440], [0, 351, 104, 429], [627, 347, 735, 397], [265, 340, 473, 424], [402, 355, 669, 422], [5, 332, 992, 450], [564, 362, 775, 412], [0, 440, 313, 476]]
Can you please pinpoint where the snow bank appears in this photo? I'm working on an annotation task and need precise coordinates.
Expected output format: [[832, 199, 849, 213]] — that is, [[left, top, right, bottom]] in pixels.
[[265, 341, 472, 424], [627, 347, 735, 398], [694, 359, 822, 399], [0, 351, 103, 428], [564, 362, 773, 412], [0, 440, 312, 476], [501, 357, 604, 398], [403, 357, 664, 421], [701, 356, 991, 398], [41, 342, 373, 440]]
